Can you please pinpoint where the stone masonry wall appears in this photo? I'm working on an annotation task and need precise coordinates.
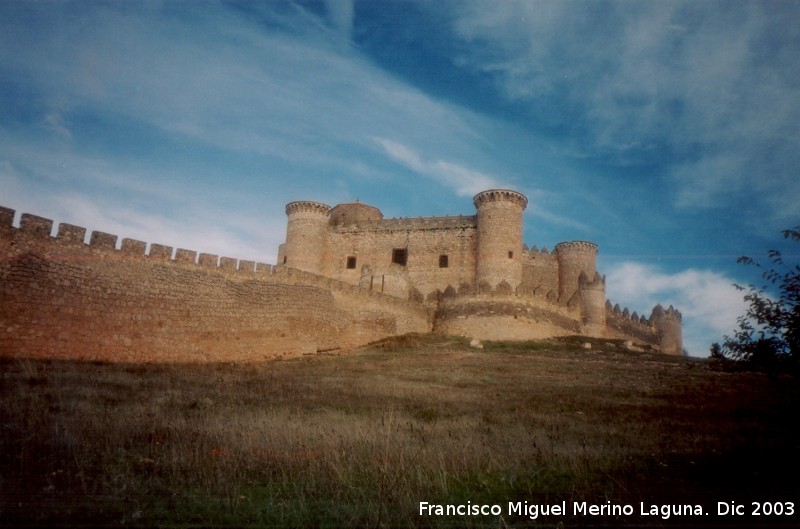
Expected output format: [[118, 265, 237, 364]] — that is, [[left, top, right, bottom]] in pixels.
[[323, 216, 478, 298], [0, 207, 431, 363], [434, 292, 581, 341], [604, 301, 662, 349], [277, 189, 682, 354], [1, 197, 683, 360], [521, 247, 559, 297]]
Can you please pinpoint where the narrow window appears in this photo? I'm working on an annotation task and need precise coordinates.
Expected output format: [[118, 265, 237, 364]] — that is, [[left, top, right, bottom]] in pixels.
[[392, 248, 408, 266], [508, 251, 514, 259], [346, 256, 357, 269], [283, 255, 287, 264], [439, 255, 449, 268]]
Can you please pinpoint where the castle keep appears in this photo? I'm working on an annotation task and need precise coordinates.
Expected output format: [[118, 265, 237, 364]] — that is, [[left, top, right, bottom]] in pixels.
[[278, 189, 682, 353], [0, 189, 682, 363]]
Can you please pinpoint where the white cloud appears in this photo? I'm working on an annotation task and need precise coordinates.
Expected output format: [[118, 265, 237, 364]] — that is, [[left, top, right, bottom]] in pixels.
[[0, 143, 281, 264], [0, 176, 280, 265], [0, 1, 521, 264], [439, 0, 800, 221], [0, 1, 504, 193], [373, 137, 505, 197], [525, 200, 593, 233], [372, 136, 597, 232], [52, 193, 279, 264], [324, 0, 354, 40], [42, 112, 73, 142], [605, 262, 748, 356]]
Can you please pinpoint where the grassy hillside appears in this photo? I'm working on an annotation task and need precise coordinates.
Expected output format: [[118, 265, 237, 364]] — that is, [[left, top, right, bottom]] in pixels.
[[1, 334, 798, 528]]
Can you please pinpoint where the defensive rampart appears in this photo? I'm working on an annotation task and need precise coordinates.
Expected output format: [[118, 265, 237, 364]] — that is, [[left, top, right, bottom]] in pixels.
[[0, 207, 431, 362], [1, 198, 683, 360], [431, 282, 671, 349], [434, 291, 581, 341], [332, 215, 477, 233], [605, 302, 660, 344], [276, 189, 683, 354]]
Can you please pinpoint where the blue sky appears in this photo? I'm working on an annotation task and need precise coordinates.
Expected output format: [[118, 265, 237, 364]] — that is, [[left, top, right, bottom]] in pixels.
[[2, 0, 799, 356]]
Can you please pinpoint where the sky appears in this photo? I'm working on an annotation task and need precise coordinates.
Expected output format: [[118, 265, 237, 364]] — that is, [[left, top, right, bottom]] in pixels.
[[2, 0, 799, 356]]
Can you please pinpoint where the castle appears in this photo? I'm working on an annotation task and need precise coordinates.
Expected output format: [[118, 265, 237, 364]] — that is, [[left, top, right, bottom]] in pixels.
[[278, 189, 682, 354], [0, 190, 681, 363]]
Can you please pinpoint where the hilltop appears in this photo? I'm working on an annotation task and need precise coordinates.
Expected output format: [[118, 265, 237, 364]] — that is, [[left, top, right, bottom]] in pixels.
[[2, 334, 798, 527]]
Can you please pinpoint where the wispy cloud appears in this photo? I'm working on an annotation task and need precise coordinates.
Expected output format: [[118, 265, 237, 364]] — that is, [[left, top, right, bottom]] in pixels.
[[525, 201, 593, 233], [51, 193, 278, 263], [0, 1, 510, 259], [439, 0, 800, 221], [42, 111, 73, 142], [0, 1, 505, 198], [373, 137, 504, 197], [0, 144, 281, 264], [373, 136, 595, 232], [323, 0, 355, 40]]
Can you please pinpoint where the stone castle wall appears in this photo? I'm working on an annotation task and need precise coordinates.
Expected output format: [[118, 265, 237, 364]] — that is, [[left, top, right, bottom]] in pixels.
[[521, 246, 559, 298], [1, 187, 684, 361], [554, 241, 598, 304], [605, 304, 660, 345], [326, 215, 479, 297], [0, 207, 431, 363], [433, 290, 582, 341], [279, 189, 683, 355], [603, 301, 684, 354], [281, 191, 592, 312], [423, 270, 675, 349]]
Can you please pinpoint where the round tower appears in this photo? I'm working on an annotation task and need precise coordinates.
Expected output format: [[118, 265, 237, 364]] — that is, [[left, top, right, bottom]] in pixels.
[[555, 241, 598, 304], [283, 201, 331, 274], [579, 272, 606, 337], [473, 189, 528, 290], [650, 304, 684, 355], [329, 202, 383, 227]]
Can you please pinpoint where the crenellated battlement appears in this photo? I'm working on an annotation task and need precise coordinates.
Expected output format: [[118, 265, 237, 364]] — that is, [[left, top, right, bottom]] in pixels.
[[0, 207, 268, 272], [0, 206, 14, 228], [57, 223, 86, 244], [554, 240, 598, 255], [19, 213, 54, 237], [332, 214, 477, 233], [90, 231, 117, 250], [2, 191, 683, 360], [276, 189, 681, 354], [0, 204, 431, 362], [579, 271, 606, 289], [424, 278, 570, 310], [285, 201, 331, 216], [472, 188, 528, 209], [606, 300, 655, 327], [434, 289, 582, 340], [525, 244, 553, 256], [651, 303, 683, 322], [0, 205, 433, 310], [603, 300, 683, 353]]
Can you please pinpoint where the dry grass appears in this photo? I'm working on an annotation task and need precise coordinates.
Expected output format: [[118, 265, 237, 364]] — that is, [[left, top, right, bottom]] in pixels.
[[1, 334, 798, 527]]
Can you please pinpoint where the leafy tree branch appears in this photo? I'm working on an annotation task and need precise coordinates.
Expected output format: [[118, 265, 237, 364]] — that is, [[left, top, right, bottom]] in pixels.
[[721, 227, 799, 369]]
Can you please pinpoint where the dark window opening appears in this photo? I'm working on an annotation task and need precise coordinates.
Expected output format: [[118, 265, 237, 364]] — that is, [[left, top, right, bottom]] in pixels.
[[508, 251, 514, 259], [346, 256, 357, 269], [283, 255, 287, 264], [392, 248, 408, 266], [439, 255, 449, 268]]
